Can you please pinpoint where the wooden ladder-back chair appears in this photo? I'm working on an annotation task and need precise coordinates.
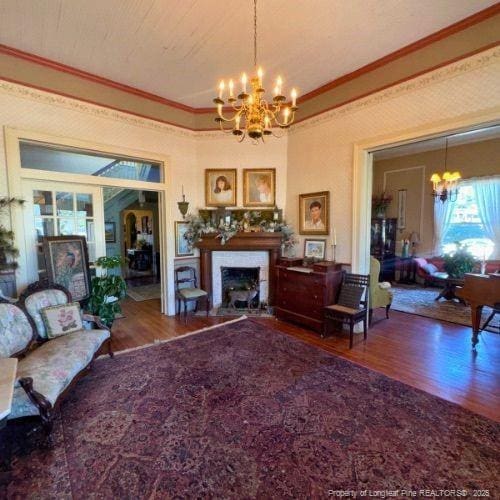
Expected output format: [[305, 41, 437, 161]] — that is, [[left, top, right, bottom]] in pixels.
[[174, 266, 210, 323]]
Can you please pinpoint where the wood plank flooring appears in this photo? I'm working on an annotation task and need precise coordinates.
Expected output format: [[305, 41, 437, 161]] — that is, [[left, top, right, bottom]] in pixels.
[[113, 298, 500, 422]]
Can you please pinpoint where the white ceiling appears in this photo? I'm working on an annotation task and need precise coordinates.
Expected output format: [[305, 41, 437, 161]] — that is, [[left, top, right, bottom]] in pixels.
[[0, 0, 496, 107]]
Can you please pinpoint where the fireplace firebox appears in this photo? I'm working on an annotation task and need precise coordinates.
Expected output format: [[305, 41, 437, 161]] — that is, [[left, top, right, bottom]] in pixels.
[[221, 267, 260, 308]]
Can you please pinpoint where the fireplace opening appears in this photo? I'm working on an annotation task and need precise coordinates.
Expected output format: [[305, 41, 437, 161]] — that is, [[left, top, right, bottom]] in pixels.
[[221, 267, 260, 309]]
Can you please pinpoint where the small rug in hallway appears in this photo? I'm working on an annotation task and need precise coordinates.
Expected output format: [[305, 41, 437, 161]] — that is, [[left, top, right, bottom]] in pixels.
[[3, 320, 499, 498], [392, 284, 498, 333], [126, 283, 161, 301]]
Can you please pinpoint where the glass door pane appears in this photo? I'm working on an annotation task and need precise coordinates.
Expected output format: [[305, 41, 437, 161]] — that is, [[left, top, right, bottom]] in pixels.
[[56, 192, 74, 216]]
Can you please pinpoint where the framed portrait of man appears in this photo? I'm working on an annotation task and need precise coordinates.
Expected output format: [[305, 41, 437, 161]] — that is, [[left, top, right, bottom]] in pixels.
[[243, 168, 276, 207], [175, 221, 194, 257], [299, 191, 329, 235], [42, 235, 91, 302], [205, 169, 237, 207]]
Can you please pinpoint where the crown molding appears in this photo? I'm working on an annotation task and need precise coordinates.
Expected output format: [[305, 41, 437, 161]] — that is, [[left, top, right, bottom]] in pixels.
[[288, 45, 500, 134], [0, 79, 196, 139]]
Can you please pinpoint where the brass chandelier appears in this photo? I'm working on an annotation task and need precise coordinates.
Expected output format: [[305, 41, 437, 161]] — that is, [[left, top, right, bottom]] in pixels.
[[213, 0, 298, 143]]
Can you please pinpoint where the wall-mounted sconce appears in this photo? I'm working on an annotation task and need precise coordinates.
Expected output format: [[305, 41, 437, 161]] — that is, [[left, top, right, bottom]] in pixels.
[[177, 185, 189, 218]]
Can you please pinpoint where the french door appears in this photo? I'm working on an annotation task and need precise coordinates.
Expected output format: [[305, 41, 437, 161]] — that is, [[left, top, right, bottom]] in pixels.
[[22, 180, 105, 284]]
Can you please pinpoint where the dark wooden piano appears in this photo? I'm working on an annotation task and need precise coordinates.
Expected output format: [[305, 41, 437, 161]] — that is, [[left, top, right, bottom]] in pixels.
[[456, 273, 500, 348]]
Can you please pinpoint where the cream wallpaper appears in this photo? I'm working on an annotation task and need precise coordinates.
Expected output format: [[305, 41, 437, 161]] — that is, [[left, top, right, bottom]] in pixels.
[[287, 46, 500, 263]]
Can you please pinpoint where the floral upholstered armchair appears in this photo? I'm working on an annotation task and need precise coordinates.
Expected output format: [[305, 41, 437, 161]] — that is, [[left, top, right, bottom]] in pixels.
[[369, 257, 394, 325], [0, 281, 113, 439]]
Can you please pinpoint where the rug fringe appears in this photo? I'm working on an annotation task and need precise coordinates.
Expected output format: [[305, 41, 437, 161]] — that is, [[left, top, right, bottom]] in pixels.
[[99, 315, 248, 358]]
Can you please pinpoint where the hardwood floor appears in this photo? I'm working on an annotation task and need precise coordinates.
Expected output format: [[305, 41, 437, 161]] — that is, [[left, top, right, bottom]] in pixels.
[[114, 298, 500, 422]]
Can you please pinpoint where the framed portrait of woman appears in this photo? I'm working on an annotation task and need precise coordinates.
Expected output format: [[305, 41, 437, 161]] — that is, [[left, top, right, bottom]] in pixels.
[[205, 169, 237, 207], [243, 168, 276, 207]]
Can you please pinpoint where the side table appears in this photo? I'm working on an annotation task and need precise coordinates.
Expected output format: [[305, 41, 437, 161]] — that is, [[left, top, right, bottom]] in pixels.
[[397, 257, 416, 284]]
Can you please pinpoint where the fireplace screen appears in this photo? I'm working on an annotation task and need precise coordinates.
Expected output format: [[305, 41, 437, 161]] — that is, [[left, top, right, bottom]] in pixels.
[[221, 267, 260, 308]]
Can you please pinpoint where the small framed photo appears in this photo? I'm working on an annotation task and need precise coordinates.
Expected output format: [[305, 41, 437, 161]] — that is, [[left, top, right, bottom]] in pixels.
[[42, 235, 91, 302], [175, 221, 194, 257], [299, 191, 329, 235], [205, 169, 237, 207], [243, 168, 276, 207], [304, 239, 327, 260], [104, 222, 116, 243]]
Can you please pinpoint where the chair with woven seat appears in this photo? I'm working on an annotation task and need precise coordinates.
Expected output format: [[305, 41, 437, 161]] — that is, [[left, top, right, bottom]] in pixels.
[[323, 272, 370, 348], [175, 266, 210, 323]]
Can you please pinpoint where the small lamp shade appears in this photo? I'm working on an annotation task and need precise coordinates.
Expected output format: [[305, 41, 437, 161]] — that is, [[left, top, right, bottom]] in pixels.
[[410, 231, 420, 245]]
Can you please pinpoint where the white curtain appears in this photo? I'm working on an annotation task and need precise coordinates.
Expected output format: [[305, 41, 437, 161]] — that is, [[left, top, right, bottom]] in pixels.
[[473, 175, 500, 260], [433, 196, 454, 255]]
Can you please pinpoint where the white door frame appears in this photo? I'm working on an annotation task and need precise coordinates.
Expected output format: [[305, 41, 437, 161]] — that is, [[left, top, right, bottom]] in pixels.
[[4, 127, 174, 315], [352, 108, 500, 274]]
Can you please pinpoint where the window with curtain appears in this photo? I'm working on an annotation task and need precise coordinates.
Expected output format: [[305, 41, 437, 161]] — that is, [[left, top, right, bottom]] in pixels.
[[441, 177, 499, 260]]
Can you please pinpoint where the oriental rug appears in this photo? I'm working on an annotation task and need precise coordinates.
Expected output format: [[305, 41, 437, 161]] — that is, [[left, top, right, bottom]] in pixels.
[[392, 285, 498, 333], [126, 283, 161, 301], [2, 319, 499, 499]]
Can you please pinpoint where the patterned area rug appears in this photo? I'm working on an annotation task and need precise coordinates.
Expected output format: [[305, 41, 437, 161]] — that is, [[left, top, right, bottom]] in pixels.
[[126, 283, 161, 301], [3, 319, 499, 498], [392, 285, 498, 333]]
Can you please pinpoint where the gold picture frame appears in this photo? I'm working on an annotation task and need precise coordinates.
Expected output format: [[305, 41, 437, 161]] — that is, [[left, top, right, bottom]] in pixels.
[[299, 191, 329, 235], [175, 221, 194, 257], [243, 168, 276, 207], [205, 169, 237, 207]]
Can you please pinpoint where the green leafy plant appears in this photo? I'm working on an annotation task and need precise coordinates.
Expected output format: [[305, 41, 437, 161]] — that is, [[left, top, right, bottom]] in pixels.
[[88, 255, 127, 327], [0, 197, 25, 272], [443, 243, 476, 278]]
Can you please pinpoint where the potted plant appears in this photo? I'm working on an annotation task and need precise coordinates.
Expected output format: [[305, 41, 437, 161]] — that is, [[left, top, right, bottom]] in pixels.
[[443, 243, 476, 278], [87, 255, 127, 327], [372, 192, 393, 218]]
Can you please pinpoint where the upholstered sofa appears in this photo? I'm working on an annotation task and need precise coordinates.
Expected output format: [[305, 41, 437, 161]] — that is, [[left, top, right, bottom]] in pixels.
[[0, 282, 112, 438], [414, 257, 500, 286]]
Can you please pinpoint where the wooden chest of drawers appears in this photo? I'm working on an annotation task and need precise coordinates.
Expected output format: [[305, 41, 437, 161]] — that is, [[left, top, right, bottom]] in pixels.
[[275, 263, 343, 333]]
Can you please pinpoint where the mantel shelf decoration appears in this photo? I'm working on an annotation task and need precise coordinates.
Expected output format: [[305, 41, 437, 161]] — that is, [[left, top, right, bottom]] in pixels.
[[184, 210, 298, 253]]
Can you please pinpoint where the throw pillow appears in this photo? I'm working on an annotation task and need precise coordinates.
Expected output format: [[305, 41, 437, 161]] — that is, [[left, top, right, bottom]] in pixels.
[[40, 302, 83, 338], [337, 284, 364, 309], [422, 263, 438, 275]]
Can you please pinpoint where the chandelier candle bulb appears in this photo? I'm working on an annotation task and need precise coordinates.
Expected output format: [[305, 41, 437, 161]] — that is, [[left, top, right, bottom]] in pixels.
[[235, 114, 241, 130], [229, 79, 234, 97], [291, 88, 297, 107], [242, 73, 247, 93], [219, 81, 225, 99], [257, 67, 263, 86]]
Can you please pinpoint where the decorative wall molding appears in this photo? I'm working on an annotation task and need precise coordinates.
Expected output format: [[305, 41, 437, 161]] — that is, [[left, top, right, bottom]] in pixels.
[[1, 45, 498, 140], [0, 79, 196, 139], [289, 46, 500, 135]]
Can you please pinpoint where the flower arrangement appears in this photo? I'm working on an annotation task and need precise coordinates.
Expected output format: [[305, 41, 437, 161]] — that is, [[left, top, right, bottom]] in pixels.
[[372, 192, 393, 214], [183, 211, 298, 250]]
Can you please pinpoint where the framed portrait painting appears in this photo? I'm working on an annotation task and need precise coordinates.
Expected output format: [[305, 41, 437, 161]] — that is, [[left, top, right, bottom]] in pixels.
[[104, 222, 116, 243], [175, 221, 194, 257], [205, 169, 237, 207], [304, 239, 327, 260], [243, 168, 276, 207], [42, 235, 91, 302], [299, 191, 329, 235]]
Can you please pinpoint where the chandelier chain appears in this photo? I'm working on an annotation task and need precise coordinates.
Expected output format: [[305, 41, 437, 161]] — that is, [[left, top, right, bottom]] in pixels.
[[254, 0, 257, 68]]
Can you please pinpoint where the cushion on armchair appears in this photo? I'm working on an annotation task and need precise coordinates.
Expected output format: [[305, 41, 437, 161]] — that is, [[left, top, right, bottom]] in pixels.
[[421, 263, 439, 275], [24, 289, 69, 339], [9, 328, 110, 419], [0, 303, 34, 357]]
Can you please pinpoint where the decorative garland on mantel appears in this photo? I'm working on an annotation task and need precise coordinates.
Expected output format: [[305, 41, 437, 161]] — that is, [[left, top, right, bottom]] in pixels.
[[184, 211, 298, 250]]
